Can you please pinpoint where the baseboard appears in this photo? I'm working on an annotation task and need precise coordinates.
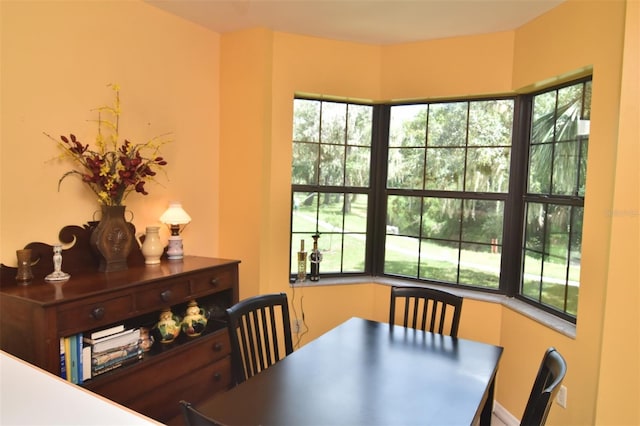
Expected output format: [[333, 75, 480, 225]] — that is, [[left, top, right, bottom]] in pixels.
[[494, 400, 520, 426]]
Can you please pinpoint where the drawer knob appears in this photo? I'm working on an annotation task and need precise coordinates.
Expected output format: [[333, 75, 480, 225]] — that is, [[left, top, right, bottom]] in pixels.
[[213, 372, 222, 382], [210, 278, 219, 287], [213, 342, 223, 352], [160, 290, 173, 302], [91, 306, 105, 320]]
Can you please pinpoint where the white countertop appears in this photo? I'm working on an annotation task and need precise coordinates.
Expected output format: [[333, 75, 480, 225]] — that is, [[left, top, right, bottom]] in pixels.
[[0, 351, 162, 425]]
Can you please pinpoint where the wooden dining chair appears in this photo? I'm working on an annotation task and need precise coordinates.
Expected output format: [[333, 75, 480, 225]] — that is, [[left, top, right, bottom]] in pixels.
[[179, 400, 225, 426], [389, 286, 463, 337], [520, 347, 567, 426], [226, 292, 294, 385]]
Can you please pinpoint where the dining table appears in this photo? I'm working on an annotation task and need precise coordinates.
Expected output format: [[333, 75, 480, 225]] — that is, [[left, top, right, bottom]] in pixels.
[[195, 317, 503, 425]]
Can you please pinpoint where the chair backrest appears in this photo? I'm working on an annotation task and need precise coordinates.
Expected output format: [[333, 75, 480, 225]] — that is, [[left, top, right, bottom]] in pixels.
[[226, 292, 294, 385], [389, 286, 463, 337], [179, 400, 225, 426], [520, 347, 567, 426]]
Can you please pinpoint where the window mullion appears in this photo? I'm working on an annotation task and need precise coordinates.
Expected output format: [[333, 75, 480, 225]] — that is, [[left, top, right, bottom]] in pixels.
[[369, 105, 390, 275], [501, 96, 530, 296]]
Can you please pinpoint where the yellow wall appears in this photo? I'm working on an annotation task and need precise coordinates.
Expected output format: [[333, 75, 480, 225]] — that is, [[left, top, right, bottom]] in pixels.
[[595, 0, 640, 423], [0, 0, 221, 262], [2, 0, 638, 424], [217, 1, 637, 425]]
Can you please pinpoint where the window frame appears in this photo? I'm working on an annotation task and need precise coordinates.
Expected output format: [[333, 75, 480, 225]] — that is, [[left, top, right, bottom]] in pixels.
[[290, 77, 591, 324], [290, 98, 377, 277]]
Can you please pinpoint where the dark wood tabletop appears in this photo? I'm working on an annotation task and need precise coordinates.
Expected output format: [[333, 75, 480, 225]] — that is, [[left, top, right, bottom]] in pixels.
[[196, 317, 503, 426]]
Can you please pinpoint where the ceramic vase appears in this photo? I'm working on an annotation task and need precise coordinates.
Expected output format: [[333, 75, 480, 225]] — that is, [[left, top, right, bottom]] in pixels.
[[154, 308, 181, 344], [181, 300, 208, 337], [90, 205, 134, 272], [140, 226, 163, 265]]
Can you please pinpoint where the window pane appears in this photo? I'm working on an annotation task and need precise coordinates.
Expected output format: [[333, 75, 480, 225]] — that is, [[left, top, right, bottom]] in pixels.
[[524, 203, 545, 254], [387, 195, 422, 237], [321, 102, 347, 144], [578, 139, 588, 197], [318, 193, 345, 233], [425, 147, 465, 191], [315, 233, 342, 273], [521, 202, 580, 314], [344, 194, 368, 233], [531, 91, 556, 144], [461, 199, 504, 245], [527, 144, 551, 194], [465, 147, 510, 192], [459, 242, 500, 289], [427, 102, 468, 147], [389, 105, 427, 147], [384, 235, 419, 277], [320, 144, 345, 186], [468, 100, 514, 147], [342, 234, 366, 272], [388, 147, 425, 189], [556, 84, 583, 141], [292, 143, 318, 185], [421, 197, 461, 240], [552, 141, 579, 195], [419, 240, 459, 282], [292, 192, 318, 233], [293, 99, 320, 142], [345, 146, 371, 187], [347, 104, 373, 146]]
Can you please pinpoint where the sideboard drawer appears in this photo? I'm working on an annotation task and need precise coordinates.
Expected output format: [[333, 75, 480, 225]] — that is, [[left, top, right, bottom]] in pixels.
[[136, 279, 190, 310], [58, 294, 134, 333], [190, 267, 235, 296], [129, 356, 232, 422], [205, 328, 231, 362]]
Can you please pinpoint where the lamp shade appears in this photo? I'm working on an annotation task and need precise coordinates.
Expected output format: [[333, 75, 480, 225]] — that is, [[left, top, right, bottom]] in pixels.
[[159, 202, 191, 225]]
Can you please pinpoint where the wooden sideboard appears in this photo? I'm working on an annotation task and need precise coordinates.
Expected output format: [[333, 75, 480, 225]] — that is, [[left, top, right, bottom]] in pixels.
[[0, 224, 240, 423]]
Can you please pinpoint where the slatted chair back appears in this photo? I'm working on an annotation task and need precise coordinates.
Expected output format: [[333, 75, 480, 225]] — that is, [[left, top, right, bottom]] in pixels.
[[520, 347, 567, 426], [389, 286, 463, 337], [226, 292, 293, 385], [179, 400, 226, 426]]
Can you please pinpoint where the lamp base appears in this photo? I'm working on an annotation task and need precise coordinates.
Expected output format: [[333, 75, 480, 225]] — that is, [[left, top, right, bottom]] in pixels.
[[166, 236, 184, 260]]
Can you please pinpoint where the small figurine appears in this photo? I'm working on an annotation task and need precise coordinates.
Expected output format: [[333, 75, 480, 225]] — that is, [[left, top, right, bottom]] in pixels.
[[153, 308, 181, 343], [139, 327, 155, 352], [45, 245, 71, 282], [181, 300, 208, 337]]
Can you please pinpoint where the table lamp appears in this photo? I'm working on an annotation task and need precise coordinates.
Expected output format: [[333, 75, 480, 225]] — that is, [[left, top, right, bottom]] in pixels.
[[159, 202, 191, 260]]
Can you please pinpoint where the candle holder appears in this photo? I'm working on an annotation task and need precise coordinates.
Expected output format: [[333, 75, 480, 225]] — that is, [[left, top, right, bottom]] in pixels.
[[15, 249, 34, 284], [45, 245, 71, 282]]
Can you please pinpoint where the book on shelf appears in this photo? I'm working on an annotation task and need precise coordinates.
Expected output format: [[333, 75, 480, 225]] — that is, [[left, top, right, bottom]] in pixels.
[[92, 342, 143, 376], [69, 336, 78, 384], [85, 324, 126, 342], [59, 337, 66, 380], [82, 343, 92, 382], [64, 337, 72, 381], [76, 333, 84, 384], [88, 328, 140, 354]]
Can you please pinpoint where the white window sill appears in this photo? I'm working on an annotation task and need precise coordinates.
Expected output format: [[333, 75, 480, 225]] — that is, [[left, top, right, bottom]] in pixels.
[[291, 276, 576, 339]]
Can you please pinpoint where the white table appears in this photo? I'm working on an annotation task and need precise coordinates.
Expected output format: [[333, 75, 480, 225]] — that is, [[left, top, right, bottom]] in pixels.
[[0, 351, 160, 425]]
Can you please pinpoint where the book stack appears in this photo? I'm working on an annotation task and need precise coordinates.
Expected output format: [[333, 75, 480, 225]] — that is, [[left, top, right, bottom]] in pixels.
[[60, 333, 91, 384], [82, 325, 143, 378]]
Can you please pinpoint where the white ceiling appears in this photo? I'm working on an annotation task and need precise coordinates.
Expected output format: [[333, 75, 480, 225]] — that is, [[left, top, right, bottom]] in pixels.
[[146, 0, 565, 45]]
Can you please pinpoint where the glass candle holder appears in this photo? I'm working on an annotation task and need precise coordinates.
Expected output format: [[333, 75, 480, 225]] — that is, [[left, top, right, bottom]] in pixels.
[[15, 249, 34, 284]]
